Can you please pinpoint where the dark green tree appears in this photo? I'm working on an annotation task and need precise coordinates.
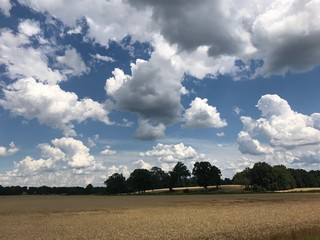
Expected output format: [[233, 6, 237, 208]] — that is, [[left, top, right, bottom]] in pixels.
[[272, 165, 296, 190], [310, 170, 320, 187], [192, 161, 221, 189], [150, 166, 169, 189], [289, 168, 313, 188], [168, 171, 178, 192], [288, 168, 305, 188], [171, 162, 191, 187], [104, 173, 127, 194], [250, 162, 275, 191], [127, 169, 153, 193], [210, 165, 222, 188], [85, 184, 94, 194], [232, 167, 251, 189], [222, 178, 233, 185]]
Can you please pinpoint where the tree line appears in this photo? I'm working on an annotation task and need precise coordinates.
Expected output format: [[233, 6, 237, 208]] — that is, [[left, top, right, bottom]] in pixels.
[[0, 184, 106, 195], [1, 161, 320, 195], [105, 161, 222, 194], [233, 162, 320, 192]]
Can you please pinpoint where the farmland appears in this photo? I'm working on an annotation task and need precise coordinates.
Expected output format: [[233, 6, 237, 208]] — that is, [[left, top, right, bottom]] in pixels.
[[0, 193, 320, 240]]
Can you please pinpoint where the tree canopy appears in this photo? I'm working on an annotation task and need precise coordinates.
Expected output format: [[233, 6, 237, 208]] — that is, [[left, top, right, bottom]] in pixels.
[[192, 161, 221, 188], [127, 169, 153, 193], [104, 173, 127, 194], [170, 162, 191, 187]]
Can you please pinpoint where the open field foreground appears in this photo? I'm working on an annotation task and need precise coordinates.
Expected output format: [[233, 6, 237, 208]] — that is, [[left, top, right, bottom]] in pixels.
[[1, 194, 320, 240]]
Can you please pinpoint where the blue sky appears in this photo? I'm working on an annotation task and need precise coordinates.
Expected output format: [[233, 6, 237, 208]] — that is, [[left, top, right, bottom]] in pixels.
[[1, 0, 320, 186]]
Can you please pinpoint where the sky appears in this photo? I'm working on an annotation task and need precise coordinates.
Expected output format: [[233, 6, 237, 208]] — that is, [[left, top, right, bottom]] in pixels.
[[1, 0, 320, 187]]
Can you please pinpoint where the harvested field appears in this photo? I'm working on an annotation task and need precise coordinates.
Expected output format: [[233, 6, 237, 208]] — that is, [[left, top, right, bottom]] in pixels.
[[0, 193, 320, 240]]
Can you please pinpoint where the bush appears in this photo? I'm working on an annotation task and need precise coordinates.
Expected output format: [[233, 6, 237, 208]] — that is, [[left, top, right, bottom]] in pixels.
[[183, 188, 190, 193], [252, 184, 267, 192]]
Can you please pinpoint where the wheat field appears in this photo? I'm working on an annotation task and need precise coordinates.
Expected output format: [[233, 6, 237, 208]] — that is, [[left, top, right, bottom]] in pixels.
[[0, 193, 320, 240]]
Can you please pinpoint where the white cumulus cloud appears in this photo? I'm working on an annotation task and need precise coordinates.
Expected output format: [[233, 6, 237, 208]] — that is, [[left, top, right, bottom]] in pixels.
[[105, 68, 131, 97], [111, 55, 183, 125], [0, 77, 111, 136], [183, 97, 227, 128], [0, 29, 64, 84], [252, 0, 320, 75], [0, 142, 19, 156], [105, 53, 184, 138], [100, 145, 117, 156], [16, 0, 320, 78], [140, 143, 206, 164], [133, 159, 152, 170], [19, 0, 153, 44], [107, 165, 130, 178], [0, 137, 106, 186], [18, 19, 41, 36], [241, 94, 320, 148]]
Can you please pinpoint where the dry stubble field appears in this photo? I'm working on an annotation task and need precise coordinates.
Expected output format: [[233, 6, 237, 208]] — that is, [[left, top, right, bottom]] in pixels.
[[0, 193, 320, 240]]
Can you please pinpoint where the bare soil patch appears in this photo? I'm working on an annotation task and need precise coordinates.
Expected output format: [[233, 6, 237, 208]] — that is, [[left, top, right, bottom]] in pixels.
[[0, 193, 320, 240]]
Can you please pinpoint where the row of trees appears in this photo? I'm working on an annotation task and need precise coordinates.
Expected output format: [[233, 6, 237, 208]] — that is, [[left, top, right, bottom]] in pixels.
[[232, 162, 320, 191], [0, 185, 106, 195], [1, 161, 320, 195], [105, 161, 222, 194]]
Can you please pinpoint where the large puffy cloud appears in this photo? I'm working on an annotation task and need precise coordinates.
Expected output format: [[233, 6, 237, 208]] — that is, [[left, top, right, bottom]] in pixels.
[[236, 94, 320, 169], [105, 68, 131, 97], [28, 137, 97, 169], [252, 0, 320, 75], [128, 0, 254, 57], [241, 94, 320, 148], [0, 21, 89, 84], [14, 0, 320, 78], [148, 0, 320, 77], [19, 0, 153, 44], [18, 0, 245, 78], [14, 156, 54, 174], [51, 137, 96, 168], [183, 97, 227, 128], [0, 28, 64, 84], [0, 137, 106, 186], [0, 77, 111, 135], [140, 143, 206, 164], [139, 143, 210, 173], [0, 142, 19, 156], [105, 53, 184, 139], [109, 56, 183, 124]]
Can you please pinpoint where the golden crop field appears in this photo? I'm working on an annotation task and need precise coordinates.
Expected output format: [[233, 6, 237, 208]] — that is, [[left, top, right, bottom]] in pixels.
[[0, 193, 320, 240]]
